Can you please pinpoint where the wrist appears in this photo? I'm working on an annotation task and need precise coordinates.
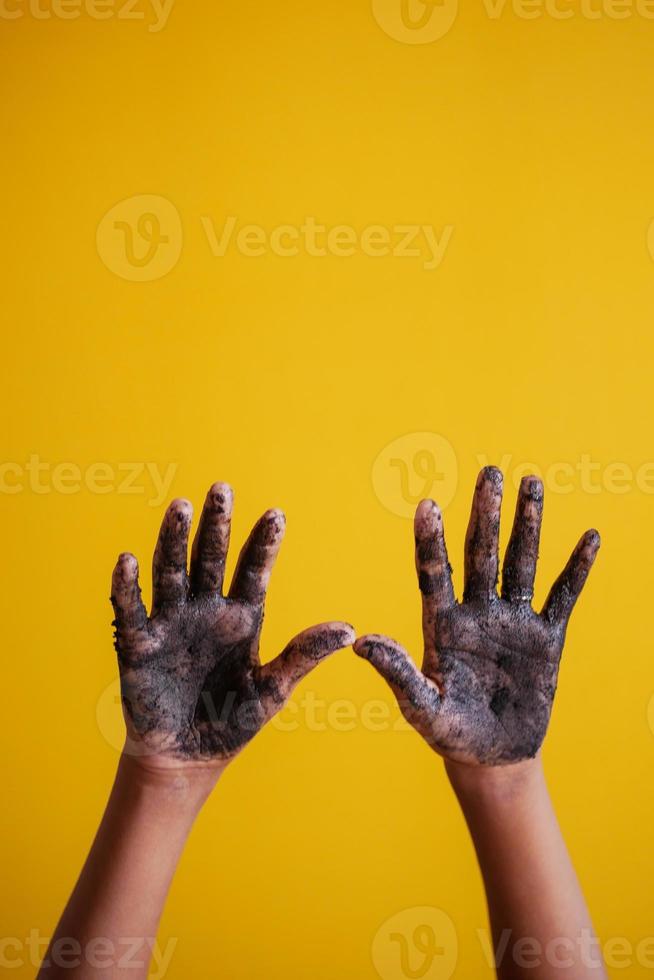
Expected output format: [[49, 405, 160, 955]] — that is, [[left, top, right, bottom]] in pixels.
[[116, 749, 227, 820], [445, 754, 544, 808]]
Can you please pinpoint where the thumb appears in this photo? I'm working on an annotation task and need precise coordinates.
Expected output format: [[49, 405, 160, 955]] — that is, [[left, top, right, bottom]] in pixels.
[[353, 634, 440, 713], [256, 621, 355, 710]]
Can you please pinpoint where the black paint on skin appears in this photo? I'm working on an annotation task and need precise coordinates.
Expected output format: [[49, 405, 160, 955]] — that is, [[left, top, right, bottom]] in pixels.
[[354, 467, 601, 766], [111, 482, 355, 764]]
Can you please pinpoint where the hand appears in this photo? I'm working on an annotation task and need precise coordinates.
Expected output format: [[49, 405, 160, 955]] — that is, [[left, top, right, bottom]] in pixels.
[[354, 467, 600, 766], [111, 482, 354, 771]]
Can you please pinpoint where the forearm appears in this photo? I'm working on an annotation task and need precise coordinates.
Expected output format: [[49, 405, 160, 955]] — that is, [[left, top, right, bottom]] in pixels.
[[38, 752, 221, 979], [446, 756, 605, 980]]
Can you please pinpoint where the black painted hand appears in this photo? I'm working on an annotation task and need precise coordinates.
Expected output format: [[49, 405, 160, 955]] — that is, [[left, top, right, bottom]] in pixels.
[[111, 483, 354, 768], [354, 467, 600, 766]]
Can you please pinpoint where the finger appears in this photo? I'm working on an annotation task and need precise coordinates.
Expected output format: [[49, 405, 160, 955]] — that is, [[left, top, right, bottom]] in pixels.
[[190, 482, 233, 596], [257, 622, 356, 710], [415, 499, 455, 673], [151, 498, 193, 612], [501, 476, 544, 603], [353, 634, 440, 712], [464, 466, 503, 601], [228, 508, 285, 606], [541, 529, 601, 628], [415, 499, 455, 610], [111, 552, 148, 633]]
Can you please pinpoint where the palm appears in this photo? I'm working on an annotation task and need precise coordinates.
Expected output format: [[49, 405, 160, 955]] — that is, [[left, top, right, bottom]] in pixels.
[[355, 468, 600, 766], [111, 483, 353, 767], [419, 600, 560, 764]]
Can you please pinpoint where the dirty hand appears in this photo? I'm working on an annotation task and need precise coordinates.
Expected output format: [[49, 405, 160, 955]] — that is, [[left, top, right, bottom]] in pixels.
[[354, 467, 600, 766], [111, 483, 354, 770]]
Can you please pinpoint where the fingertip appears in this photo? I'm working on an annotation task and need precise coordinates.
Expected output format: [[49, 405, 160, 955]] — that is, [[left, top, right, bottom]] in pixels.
[[581, 528, 601, 559], [326, 621, 357, 648], [302, 622, 357, 657], [260, 508, 286, 542], [479, 465, 503, 489], [415, 498, 441, 534], [264, 507, 286, 525], [206, 481, 234, 514], [167, 497, 193, 523], [520, 474, 544, 500], [117, 550, 137, 567], [353, 635, 373, 658], [353, 633, 403, 659], [114, 552, 138, 579]]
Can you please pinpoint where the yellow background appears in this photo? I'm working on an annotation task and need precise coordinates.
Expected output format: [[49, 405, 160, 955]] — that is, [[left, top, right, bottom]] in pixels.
[[2, 1, 654, 976]]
